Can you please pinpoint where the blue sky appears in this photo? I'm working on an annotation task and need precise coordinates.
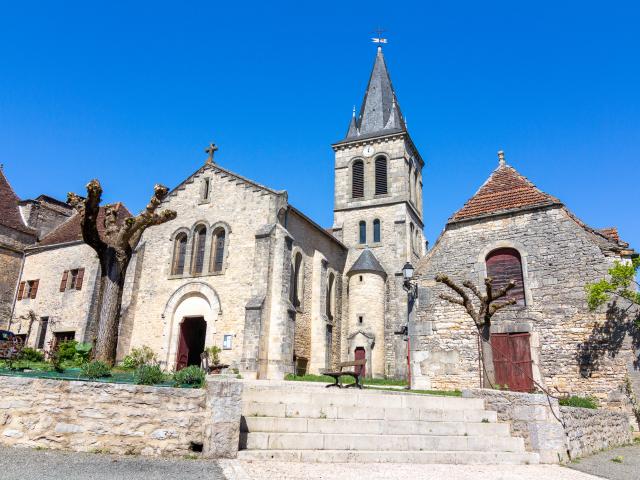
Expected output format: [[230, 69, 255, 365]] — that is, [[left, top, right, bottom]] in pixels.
[[1, 1, 638, 250]]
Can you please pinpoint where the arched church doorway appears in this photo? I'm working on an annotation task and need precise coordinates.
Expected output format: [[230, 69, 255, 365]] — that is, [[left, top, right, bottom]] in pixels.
[[354, 347, 366, 378], [176, 316, 207, 371]]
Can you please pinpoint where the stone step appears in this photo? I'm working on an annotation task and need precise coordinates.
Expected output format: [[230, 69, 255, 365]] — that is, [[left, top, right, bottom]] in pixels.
[[237, 449, 540, 465], [242, 401, 499, 423], [242, 416, 511, 436], [242, 432, 525, 452], [242, 389, 485, 411]]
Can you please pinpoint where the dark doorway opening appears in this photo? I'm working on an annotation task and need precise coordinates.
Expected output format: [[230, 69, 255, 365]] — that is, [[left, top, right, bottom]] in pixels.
[[176, 317, 207, 371], [354, 347, 366, 378]]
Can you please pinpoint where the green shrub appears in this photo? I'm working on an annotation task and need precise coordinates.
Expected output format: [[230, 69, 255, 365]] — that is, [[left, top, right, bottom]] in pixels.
[[134, 363, 165, 385], [57, 340, 78, 361], [173, 365, 206, 387], [204, 346, 221, 365], [121, 345, 157, 370], [80, 361, 111, 379], [559, 395, 599, 409], [74, 342, 93, 363], [19, 347, 45, 362]]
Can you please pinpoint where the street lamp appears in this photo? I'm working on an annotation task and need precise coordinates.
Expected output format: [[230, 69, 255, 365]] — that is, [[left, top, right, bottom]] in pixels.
[[401, 262, 417, 389]]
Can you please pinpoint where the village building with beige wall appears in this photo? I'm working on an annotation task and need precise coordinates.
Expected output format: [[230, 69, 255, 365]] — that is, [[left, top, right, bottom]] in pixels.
[[2, 46, 638, 415]]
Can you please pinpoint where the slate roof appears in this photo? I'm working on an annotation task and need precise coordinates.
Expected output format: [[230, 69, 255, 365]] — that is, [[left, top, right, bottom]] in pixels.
[[450, 163, 562, 223], [348, 249, 386, 276], [37, 203, 131, 247], [339, 47, 406, 143], [0, 168, 35, 235]]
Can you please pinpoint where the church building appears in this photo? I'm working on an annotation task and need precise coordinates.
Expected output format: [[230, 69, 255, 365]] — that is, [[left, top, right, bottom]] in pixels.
[[8, 46, 424, 380]]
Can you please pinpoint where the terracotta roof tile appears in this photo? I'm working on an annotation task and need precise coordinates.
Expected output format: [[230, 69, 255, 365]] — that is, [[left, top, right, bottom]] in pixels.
[[598, 227, 620, 243], [0, 169, 36, 235], [37, 203, 131, 247], [450, 164, 561, 222]]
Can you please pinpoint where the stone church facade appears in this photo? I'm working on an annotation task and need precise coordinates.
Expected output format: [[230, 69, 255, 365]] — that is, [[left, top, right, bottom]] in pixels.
[[4, 46, 638, 406], [7, 47, 423, 380]]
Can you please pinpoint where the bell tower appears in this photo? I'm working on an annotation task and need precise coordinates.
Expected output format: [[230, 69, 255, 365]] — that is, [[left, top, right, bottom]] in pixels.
[[332, 45, 425, 378]]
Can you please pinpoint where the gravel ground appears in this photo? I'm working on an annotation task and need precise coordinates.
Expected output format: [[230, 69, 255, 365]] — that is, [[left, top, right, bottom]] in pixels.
[[568, 444, 640, 480], [223, 461, 602, 480], [0, 446, 227, 480]]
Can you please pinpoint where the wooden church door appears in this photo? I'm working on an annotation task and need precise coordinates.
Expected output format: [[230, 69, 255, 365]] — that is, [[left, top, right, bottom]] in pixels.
[[490, 333, 534, 392]]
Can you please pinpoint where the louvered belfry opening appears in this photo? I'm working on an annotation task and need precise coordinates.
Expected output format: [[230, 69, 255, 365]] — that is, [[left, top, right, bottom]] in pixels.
[[191, 226, 207, 275], [374, 156, 388, 195], [486, 248, 526, 305], [352, 160, 364, 198]]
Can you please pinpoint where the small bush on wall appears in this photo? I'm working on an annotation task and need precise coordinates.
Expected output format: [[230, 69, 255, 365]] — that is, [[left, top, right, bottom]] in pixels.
[[134, 364, 165, 385], [559, 395, 599, 409], [81, 361, 112, 379], [174, 366, 206, 388]]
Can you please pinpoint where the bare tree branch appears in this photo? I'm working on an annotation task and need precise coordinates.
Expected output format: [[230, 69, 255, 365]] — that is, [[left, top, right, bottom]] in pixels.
[[439, 294, 465, 306], [68, 179, 106, 253]]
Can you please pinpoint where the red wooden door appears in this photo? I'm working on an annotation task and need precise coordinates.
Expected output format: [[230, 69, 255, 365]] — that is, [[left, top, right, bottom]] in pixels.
[[176, 323, 189, 371], [354, 347, 366, 378], [490, 333, 533, 392]]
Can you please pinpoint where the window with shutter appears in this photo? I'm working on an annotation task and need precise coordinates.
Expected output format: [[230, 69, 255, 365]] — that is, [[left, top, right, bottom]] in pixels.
[[352, 160, 364, 198], [210, 228, 226, 273], [30, 280, 39, 299], [486, 248, 526, 305], [17, 281, 25, 301], [69, 269, 79, 289], [172, 233, 188, 275], [191, 226, 207, 275], [359, 221, 367, 244], [374, 157, 387, 195], [59, 271, 68, 292], [76, 268, 84, 290], [373, 219, 381, 243]]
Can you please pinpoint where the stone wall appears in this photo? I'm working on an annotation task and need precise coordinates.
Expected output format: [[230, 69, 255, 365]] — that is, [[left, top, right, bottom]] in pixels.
[[561, 406, 632, 459], [0, 375, 242, 458], [464, 388, 568, 463], [414, 206, 636, 404]]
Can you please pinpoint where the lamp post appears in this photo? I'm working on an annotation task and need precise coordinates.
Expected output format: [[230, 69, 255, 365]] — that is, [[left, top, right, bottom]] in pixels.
[[402, 262, 417, 389]]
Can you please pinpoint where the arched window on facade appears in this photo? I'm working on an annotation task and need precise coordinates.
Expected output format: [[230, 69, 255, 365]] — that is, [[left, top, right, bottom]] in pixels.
[[409, 222, 415, 253], [413, 170, 419, 205], [291, 252, 304, 308], [373, 219, 381, 243], [171, 232, 188, 275], [359, 221, 367, 244], [374, 156, 387, 195], [191, 225, 207, 275], [485, 248, 526, 305], [210, 227, 226, 273], [352, 160, 364, 198], [326, 272, 335, 321]]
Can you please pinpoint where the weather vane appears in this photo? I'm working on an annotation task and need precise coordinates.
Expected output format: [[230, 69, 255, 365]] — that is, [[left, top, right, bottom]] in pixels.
[[371, 27, 388, 47]]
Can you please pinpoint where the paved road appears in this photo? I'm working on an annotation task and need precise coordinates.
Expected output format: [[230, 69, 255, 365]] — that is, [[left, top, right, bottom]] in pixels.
[[568, 444, 640, 480], [0, 446, 227, 480]]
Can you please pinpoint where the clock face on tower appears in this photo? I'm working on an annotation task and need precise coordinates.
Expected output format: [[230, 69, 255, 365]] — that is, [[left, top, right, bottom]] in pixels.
[[363, 145, 375, 157]]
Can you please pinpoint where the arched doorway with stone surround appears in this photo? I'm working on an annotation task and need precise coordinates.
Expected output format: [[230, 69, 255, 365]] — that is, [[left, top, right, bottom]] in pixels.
[[162, 282, 221, 370]]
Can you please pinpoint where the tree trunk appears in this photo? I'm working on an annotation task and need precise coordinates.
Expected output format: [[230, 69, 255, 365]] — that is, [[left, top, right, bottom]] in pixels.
[[93, 249, 128, 365]]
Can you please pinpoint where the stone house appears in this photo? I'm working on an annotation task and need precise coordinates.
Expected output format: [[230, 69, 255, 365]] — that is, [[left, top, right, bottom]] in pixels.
[[411, 154, 638, 406], [10, 204, 130, 349], [0, 167, 72, 333]]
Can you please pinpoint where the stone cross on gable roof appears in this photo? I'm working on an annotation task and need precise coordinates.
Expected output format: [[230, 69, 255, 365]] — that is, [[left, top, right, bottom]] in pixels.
[[205, 143, 218, 164]]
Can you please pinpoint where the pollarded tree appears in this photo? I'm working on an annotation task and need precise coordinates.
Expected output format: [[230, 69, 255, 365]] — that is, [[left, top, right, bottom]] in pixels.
[[68, 180, 176, 365]]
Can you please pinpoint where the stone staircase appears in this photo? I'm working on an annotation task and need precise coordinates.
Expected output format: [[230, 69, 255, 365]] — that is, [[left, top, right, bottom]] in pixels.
[[238, 381, 539, 464]]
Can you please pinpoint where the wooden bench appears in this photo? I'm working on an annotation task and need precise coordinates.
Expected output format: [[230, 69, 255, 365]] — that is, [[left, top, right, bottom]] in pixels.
[[321, 359, 366, 389]]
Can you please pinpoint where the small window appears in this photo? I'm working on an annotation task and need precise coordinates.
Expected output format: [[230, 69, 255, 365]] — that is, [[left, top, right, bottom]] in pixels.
[[325, 273, 335, 320], [60, 268, 85, 292], [358, 315, 364, 324], [409, 223, 415, 253], [201, 178, 211, 200], [223, 334, 233, 350], [291, 252, 304, 308], [359, 221, 367, 244], [373, 219, 381, 243], [54, 331, 75, 343], [36, 317, 48, 349], [172, 233, 188, 275], [352, 160, 364, 198], [18, 280, 39, 300], [359, 275, 363, 282], [485, 248, 526, 305], [375, 156, 388, 195], [191, 225, 207, 275]]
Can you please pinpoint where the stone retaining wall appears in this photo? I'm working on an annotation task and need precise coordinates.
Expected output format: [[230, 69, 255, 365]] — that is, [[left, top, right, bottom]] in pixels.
[[465, 388, 635, 463], [0, 375, 242, 458], [561, 406, 632, 459]]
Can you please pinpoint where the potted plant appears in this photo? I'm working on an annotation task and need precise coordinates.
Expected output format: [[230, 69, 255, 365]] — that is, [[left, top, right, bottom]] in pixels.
[[201, 346, 228, 374]]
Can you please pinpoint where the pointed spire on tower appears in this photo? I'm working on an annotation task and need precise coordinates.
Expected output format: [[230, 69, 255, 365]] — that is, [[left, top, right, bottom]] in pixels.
[[343, 42, 406, 141], [346, 106, 359, 137]]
